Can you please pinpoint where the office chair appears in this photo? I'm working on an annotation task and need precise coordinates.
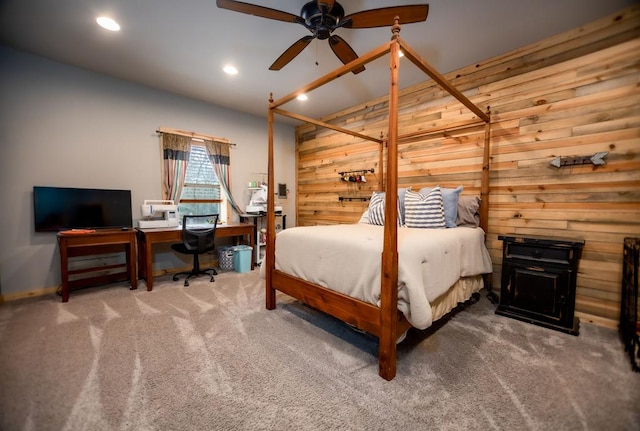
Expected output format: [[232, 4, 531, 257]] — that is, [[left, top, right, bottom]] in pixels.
[[171, 214, 219, 286]]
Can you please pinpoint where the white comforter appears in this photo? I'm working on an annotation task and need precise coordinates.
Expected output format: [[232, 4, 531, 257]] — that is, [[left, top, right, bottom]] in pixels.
[[271, 224, 492, 329]]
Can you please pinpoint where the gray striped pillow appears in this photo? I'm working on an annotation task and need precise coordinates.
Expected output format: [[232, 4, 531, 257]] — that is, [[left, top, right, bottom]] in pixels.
[[368, 192, 402, 226], [404, 188, 446, 228]]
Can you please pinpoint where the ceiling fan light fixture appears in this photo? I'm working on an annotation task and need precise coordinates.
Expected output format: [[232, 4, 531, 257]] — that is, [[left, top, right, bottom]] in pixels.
[[296, 94, 308, 101], [96, 16, 120, 32], [223, 65, 239, 75]]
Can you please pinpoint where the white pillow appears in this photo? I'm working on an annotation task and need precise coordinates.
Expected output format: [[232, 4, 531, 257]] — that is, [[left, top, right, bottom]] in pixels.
[[404, 187, 446, 228], [358, 209, 370, 224]]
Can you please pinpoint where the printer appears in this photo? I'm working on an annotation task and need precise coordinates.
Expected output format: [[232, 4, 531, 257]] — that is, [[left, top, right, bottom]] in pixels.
[[245, 184, 282, 214], [138, 200, 179, 228]]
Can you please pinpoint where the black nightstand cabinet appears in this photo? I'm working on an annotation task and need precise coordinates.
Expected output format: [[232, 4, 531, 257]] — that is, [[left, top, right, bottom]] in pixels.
[[496, 235, 584, 335]]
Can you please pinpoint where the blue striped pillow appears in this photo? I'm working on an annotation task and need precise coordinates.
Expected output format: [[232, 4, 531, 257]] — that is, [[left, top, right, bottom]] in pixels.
[[404, 188, 446, 228], [368, 192, 402, 226]]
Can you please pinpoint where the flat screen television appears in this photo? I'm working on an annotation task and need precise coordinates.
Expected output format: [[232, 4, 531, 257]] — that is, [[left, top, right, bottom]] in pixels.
[[33, 186, 133, 232]]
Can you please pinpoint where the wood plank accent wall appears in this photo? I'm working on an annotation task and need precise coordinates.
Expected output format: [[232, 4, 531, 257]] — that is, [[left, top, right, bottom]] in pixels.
[[294, 6, 640, 328]]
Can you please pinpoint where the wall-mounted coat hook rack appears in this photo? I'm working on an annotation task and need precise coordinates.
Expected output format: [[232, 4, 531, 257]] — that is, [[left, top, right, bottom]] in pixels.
[[339, 196, 371, 202], [339, 168, 374, 183], [338, 168, 375, 176]]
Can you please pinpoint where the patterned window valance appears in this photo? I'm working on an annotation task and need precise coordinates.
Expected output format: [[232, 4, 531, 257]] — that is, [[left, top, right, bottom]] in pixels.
[[204, 140, 230, 166]]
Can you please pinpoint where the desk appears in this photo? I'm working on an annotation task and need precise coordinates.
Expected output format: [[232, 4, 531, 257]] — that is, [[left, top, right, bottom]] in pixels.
[[137, 222, 254, 291], [57, 229, 137, 302]]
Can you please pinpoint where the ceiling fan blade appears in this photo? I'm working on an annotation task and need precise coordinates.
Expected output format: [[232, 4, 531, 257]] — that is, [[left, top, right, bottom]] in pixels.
[[339, 4, 429, 29], [216, 0, 304, 25], [328, 35, 365, 74], [269, 36, 315, 71]]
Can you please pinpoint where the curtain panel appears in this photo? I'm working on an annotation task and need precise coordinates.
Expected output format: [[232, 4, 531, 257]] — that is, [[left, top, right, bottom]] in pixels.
[[204, 140, 243, 215], [161, 133, 191, 202]]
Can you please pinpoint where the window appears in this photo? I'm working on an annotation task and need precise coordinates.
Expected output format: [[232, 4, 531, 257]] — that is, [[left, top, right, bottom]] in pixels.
[[179, 144, 227, 221]]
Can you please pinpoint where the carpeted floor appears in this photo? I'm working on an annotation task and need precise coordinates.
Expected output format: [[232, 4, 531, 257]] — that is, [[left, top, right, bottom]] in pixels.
[[0, 269, 638, 431]]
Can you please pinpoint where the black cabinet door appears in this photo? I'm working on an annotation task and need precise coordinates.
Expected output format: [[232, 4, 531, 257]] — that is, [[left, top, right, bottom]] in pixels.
[[503, 263, 571, 325]]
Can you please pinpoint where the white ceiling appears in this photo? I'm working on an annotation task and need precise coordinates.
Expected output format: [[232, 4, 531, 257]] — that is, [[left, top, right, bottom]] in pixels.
[[0, 0, 635, 124]]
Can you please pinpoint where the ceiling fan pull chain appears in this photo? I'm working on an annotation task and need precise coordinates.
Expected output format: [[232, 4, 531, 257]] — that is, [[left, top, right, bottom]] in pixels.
[[315, 39, 319, 66]]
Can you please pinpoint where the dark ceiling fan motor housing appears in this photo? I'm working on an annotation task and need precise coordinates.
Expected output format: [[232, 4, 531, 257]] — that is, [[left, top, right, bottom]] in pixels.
[[300, 1, 345, 40]]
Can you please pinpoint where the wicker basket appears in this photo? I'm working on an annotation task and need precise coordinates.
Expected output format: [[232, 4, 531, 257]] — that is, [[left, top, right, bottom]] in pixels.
[[217, 246, 235, 271]]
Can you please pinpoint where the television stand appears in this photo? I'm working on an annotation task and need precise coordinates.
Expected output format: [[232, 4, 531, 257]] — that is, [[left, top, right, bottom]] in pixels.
[[57, 228, 137, 302]]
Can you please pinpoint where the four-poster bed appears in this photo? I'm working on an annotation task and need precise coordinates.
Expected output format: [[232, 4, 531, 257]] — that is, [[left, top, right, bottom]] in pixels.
[[265, 20, 492, 381]]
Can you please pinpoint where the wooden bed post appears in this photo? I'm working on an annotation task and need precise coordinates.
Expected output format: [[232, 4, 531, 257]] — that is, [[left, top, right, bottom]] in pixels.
[[481, 107, 496, 299], [266, 93, 276, 310], [379, 19, 401, 381], [480, 107, 491, 234], [379, 132, 385, 189]]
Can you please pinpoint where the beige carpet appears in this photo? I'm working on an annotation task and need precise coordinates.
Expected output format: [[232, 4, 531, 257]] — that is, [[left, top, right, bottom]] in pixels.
[[0, 269, 639, 431]]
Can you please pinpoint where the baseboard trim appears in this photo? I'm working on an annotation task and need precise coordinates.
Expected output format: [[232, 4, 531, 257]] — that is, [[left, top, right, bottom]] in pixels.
[[575, 312, 617, 330], [0, 263, 215, 304], [1, 286, 59, 303]]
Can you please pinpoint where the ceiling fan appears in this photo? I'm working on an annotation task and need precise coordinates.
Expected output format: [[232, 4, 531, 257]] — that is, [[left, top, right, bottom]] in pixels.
[[216, 0, 429, 74]]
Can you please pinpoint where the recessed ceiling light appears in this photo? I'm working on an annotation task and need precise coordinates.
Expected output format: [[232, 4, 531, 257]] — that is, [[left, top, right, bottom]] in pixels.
[[296, 94, 308, 101], [96, 16, 120, 32], [223, 65, 238, 75]]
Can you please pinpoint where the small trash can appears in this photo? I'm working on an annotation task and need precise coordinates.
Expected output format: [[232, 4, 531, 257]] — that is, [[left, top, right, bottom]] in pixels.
[[217, 246, 235, 271], [233, 245, 253, 273]]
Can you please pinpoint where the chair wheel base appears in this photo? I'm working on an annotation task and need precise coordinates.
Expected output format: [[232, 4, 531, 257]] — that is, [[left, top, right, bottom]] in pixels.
[[172, 269, 216, 287]]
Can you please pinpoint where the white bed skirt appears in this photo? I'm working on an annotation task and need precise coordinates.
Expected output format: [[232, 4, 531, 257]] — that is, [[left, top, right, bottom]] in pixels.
[[430, 275, 484, 322]]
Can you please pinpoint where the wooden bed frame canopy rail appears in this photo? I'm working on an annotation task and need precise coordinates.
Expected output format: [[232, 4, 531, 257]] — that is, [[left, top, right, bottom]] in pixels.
[[266, 19, 491, 380]]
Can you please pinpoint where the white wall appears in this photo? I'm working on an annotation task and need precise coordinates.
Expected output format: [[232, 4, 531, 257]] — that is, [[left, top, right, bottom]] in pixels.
[[0, 45, 296, 297]]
